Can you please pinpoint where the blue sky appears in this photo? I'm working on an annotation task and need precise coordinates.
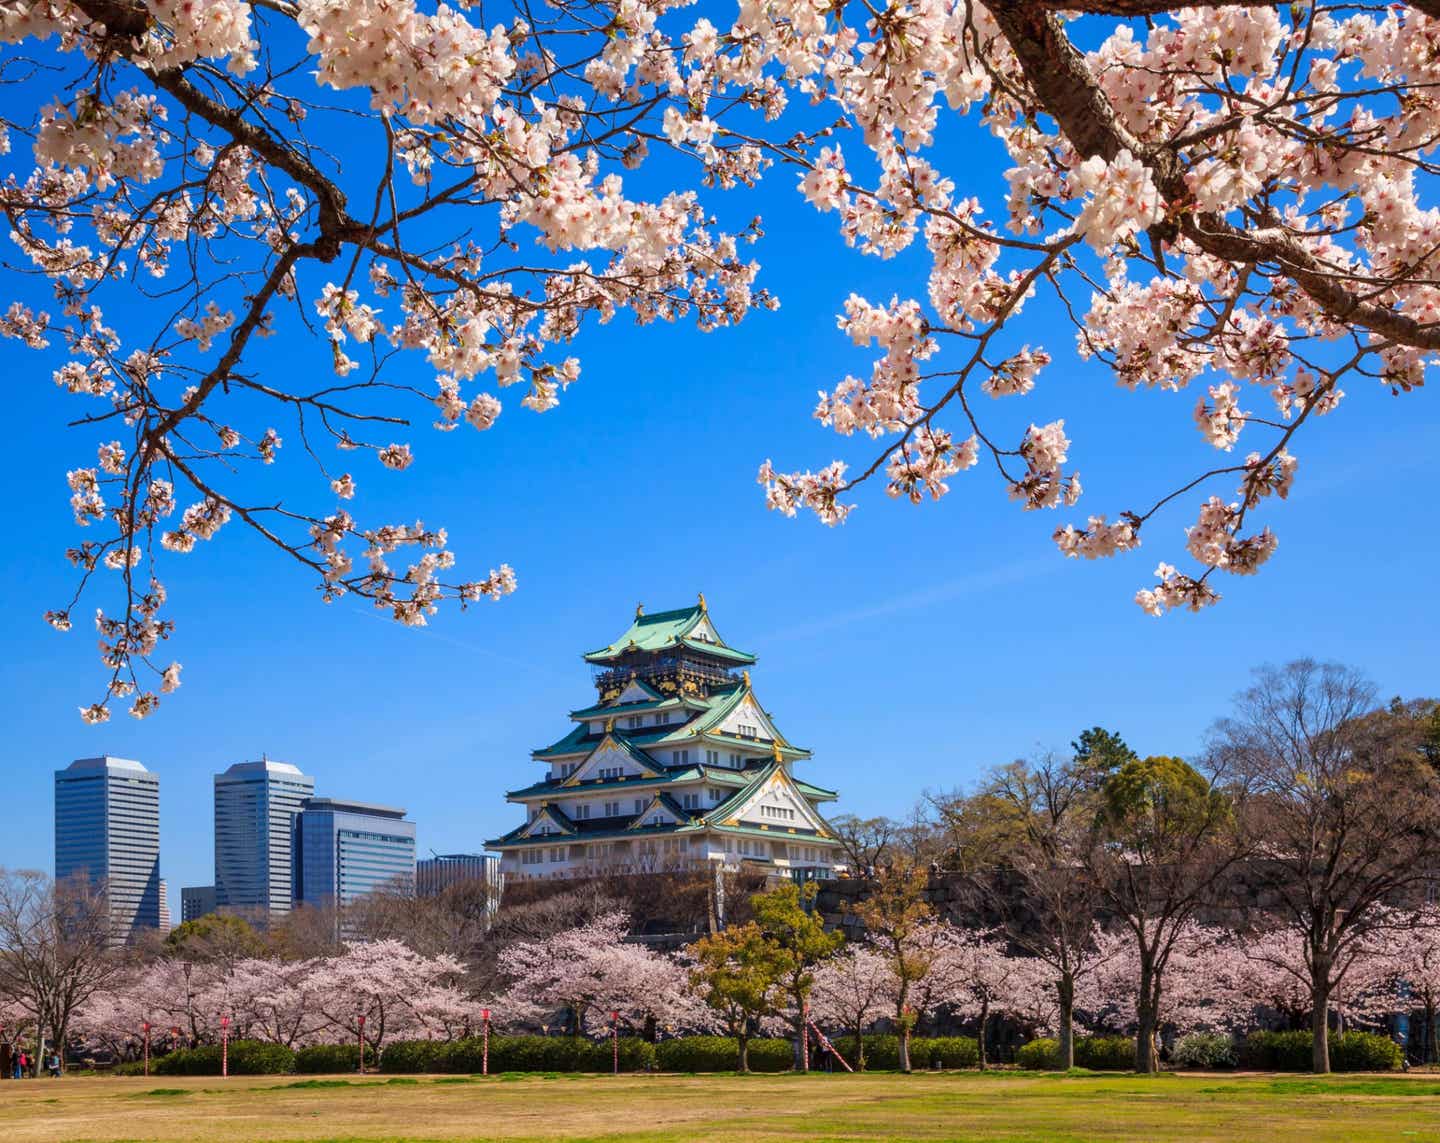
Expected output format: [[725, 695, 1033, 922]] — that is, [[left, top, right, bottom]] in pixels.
[[2, 17, 1438, 905]]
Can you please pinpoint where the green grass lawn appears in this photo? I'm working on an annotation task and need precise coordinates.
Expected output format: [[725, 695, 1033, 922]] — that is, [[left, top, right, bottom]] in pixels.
[[2, 1071, 1440, 1142]]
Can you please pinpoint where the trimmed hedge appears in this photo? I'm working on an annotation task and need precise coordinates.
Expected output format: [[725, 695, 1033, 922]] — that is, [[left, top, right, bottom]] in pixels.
[[153, 1040, 295, 1076], [1239, 1029, 1401, 1072], [913, 1037, 980, 1069], [1015, 1036, 1132, 1071], [655, 1036, 792, 1073], [379, 1035, 655, 1074], [378, 1040, 443, 1074], [1240, 1030, 1312, 1071], [852, 1035, 979, 1071], [1173, 1032, 1236, 1070], [1015, 1038, 1059, 1070], [1074, 1036, 1135, 1071], [294, 1044, 363, 1074], [1330, 1032, 1403, 1072]]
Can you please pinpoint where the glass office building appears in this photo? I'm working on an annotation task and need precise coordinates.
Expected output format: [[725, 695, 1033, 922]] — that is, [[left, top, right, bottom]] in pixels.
[[181, 884, 216, 923], [293, 798, 416, 909], [214, 760, 315, 918], [54, 756, 161, 945]]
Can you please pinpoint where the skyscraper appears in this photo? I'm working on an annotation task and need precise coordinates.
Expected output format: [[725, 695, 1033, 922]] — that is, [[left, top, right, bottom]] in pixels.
[[416, 853, 500, 899], [214, 760, 314, 918], [293, 798, 416, 909], [54, 756, 161, 944]]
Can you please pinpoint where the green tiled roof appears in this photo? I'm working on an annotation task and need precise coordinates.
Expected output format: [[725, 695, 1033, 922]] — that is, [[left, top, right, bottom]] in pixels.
[[794, 778, 839, 801], [506, 765, 754, 801], [677, 637, 757, 665], [532, 723, 591, 759], [583, 603, 756, 665], [567, 695, 697, 721]]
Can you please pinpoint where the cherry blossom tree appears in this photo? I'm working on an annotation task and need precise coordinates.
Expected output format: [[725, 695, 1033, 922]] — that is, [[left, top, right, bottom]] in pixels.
[[1384, 906, 1440, 1064], [808, 944, 890, 1070], [309, 939, 477, 1055], [1236, 923, 1396, 1039], [1076, 923, 1256, 1044], [8, 2, 1440, 716], [938, 927, 1050, 1069], [497, 911, 695, 1036]]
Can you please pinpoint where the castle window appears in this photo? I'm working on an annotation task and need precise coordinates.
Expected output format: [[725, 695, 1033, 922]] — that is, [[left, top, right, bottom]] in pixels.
[[633, 799, 644, 813], [656, 712, 671, 726], [573, 804, 591, 820], [603, 801, 621, 817], [738, 724, 758, 739], [627, 715, 642, 729]]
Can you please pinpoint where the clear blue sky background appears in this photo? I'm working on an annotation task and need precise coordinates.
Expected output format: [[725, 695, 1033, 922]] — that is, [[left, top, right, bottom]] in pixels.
[[2, 22, 1437, 910]]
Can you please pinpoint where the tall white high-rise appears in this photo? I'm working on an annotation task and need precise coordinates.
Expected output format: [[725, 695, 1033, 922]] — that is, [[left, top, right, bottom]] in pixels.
[[54, 756, 161, 945], [214, 759, 314, 919]]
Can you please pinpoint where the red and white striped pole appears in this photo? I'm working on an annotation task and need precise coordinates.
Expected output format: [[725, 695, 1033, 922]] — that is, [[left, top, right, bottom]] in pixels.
[[611, 1011, 619, 1075], [220, 1016, 230, 1079], [357, 1015, 366, 1075], [142, 1023, 150, 1078], [480, 1009, 490, 1077], [801, 1001, 810, 1072]]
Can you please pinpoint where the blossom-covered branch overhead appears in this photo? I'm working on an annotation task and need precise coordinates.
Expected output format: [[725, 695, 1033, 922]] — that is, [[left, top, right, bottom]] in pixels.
[[3, 0, 1437, 716]]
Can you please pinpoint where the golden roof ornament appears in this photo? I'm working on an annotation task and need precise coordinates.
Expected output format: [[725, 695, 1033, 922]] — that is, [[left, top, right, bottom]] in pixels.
[[742, 670, 750, 687], [605, 717, 615, 733], [773, 741, 784, 763], [697, 591, 707, 612], [636, 602, 644, 619]]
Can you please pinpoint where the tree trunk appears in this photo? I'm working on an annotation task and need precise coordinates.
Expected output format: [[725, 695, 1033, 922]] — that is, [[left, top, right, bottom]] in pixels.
[[899, 1022, 911, 1074], [737, 1031, 750, 1074], [1057, 975, 1075, 1070], [1426, 1001, 1437, 1065], [1135, 960, 1157, 1074], [977, 1001, 990, 1071], [851, 1023, 864, 1072], [1311, 978, 1331, 1074]]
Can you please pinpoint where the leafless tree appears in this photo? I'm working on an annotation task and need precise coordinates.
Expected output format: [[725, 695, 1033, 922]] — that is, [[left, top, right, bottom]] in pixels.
[[936, 754, 1109, 1069], [1208, 660, 1440, 1073], [0, 870, 122, 1073], [829, 815, 899, 873]]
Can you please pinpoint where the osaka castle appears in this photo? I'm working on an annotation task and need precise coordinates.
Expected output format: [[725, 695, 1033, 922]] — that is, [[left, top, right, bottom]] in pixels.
[[489, 597, 846, 881]]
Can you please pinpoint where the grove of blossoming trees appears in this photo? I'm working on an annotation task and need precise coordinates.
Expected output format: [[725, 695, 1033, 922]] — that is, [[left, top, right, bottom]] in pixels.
[[4, 864, 1440, 1074], [5, 0, 1440, 717]]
